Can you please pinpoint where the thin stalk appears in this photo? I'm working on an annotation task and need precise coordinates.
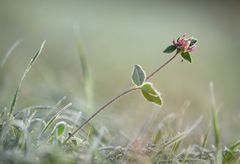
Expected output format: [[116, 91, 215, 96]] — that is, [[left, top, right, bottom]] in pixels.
[[64, 87, 138, 144], [64, 52, 179, 144], [146, 51, 178, 80]]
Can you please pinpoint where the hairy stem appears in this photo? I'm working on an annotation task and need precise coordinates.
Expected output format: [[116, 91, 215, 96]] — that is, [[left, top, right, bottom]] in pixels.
[[146, 52, 178, 80], [64, 52, 179, 144], [64, 87, 139, 144]]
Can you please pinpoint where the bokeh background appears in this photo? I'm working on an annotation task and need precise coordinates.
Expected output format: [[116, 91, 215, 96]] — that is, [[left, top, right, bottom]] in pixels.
[[1, 0, 240, 144]]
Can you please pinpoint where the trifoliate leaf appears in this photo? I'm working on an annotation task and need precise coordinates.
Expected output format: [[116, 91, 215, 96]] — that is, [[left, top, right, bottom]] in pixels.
[[181, 52, 192, 63], [163, 45, 176, 54], [141, 82, 162, 106], [131, 64, 146, 86]]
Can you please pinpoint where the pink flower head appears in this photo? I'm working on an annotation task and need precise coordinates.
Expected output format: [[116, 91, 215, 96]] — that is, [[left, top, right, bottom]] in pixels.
[[173, 34, 197, 53]]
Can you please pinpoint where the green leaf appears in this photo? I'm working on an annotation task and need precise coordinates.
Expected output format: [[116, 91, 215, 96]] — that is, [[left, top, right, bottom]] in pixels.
[[141, 82, 162, 106], [39, 103, 72, 138], [56, 122, 66, 136], [131, 64, 146, 86], [163, 45, 176, 53], [181, 52, 192, 63]]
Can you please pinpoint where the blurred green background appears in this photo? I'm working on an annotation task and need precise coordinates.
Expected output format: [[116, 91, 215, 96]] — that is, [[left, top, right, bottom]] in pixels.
[[1, 0, 240, 144]]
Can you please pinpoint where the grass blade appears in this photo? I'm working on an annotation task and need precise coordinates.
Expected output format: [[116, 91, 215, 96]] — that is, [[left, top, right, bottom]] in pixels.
[[73, 25, 93, 107], [76, 41, 93, 107], [163, 116, 203, 148], [14, 105, 52, 117], [201, 125, 211, 148], [39, 102, 72, 138], [1, 39, 22, 67], [9, 41, 46, 115], [14, 96, 66, 117], [210, 82, 220, 149]]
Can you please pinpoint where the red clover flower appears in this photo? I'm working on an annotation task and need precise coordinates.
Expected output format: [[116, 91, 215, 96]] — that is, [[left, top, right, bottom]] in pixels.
[[164, 34, 197, 63]]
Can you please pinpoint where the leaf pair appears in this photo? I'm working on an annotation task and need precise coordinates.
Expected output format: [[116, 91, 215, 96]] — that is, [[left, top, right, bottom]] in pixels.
[[163, 45, 192, 63], [131, 65, 162, 106]]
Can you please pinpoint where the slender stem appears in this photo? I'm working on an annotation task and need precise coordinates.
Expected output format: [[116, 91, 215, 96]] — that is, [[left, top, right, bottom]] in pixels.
[[64, 52, 179, 144], [146, 52, 179, 80], [64, 87, 139, 144]]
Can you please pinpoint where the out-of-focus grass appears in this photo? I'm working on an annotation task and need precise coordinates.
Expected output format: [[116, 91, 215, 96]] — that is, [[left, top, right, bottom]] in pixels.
[[0, 41, 240, 163], [0, 0, 240, 163], [1, 1, 240, 140]]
